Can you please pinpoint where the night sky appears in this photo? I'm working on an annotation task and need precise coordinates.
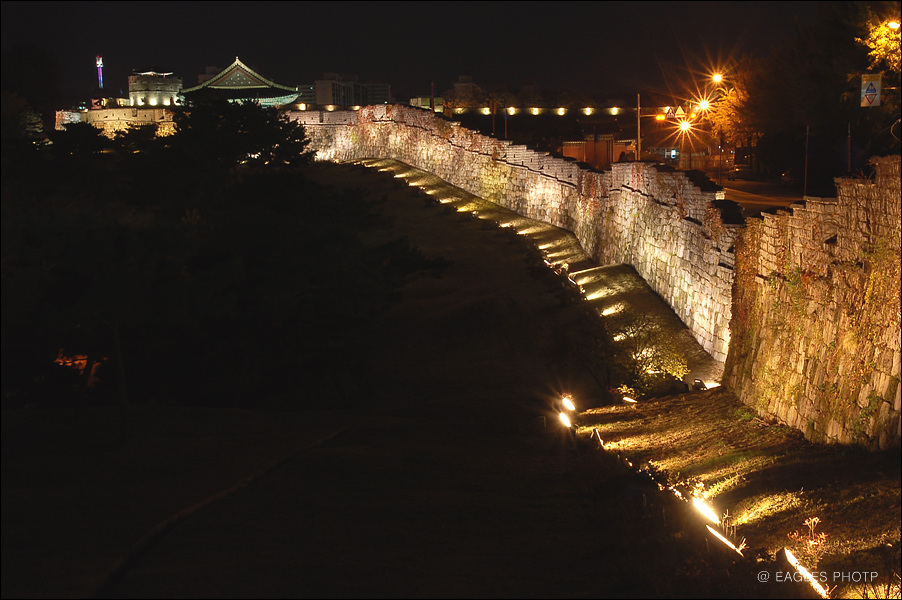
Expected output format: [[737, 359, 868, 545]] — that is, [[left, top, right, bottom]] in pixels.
[[2, 1, 819, 102]]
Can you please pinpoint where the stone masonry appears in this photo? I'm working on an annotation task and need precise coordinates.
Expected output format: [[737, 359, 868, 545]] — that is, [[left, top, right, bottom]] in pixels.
[[290, 105, 900, 448], [723, 156, 901, 449]]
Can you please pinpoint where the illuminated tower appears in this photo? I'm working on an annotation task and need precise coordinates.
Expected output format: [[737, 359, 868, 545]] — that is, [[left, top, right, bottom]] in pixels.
[[96, 55, 103, 89], [128, 70, 182, 106]]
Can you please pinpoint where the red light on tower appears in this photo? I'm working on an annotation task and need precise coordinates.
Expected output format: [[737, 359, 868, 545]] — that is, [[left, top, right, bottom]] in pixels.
[[96, 55, 104, 89]]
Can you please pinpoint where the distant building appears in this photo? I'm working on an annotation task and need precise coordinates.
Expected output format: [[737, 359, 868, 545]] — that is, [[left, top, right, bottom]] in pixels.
[[409, 96, 444, 113], [55, 67, 181, 136], [312, 73, 390, 108], [181, 57, 299, 107], [128, 70, 182, 107]]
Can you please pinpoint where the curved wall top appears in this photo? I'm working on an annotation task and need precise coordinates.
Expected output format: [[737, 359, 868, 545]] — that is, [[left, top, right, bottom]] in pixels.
[[290, 105, 901, 448]]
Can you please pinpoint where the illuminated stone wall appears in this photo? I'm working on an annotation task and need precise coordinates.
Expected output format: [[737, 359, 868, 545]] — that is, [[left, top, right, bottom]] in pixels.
[[54, 108, 176, 137], [294, 106, 900, 448], [128, 73, 182, 107], [723, 156, 901, 449], [293, 105, 737, 365]]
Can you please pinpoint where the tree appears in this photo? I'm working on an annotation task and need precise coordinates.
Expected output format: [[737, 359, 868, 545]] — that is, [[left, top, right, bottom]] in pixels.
[[857, 4, 902, 73], [0, 44, 64, 134], [728, 1, 900, 190], [171, 98, 313, 173], [442, 80, 486, 116], [1, 90, 43, 143], [705, 59, 761, 149], [111, 123, 161, 155], [609, 313, 688, 397], [47, 121, 108, 158]]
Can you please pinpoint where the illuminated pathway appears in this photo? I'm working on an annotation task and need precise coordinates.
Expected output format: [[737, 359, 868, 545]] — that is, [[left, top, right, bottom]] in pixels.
[[360, 158, 723, 388]]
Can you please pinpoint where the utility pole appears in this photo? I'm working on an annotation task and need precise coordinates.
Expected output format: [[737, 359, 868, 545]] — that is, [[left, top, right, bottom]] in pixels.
[[804, 125, 809, 197], [847, 122, 852, 172], [636, 93, 641, 161], [491, 97, 496, 137]]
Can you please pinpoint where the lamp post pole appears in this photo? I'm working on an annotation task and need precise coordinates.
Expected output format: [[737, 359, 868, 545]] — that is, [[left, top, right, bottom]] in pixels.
[[636, 93, 641, 161], [719, 130, 724, 186]]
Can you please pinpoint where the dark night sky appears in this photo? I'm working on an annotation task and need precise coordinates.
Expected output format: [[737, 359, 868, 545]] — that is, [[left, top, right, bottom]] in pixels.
[[1, 1, 820, 102]]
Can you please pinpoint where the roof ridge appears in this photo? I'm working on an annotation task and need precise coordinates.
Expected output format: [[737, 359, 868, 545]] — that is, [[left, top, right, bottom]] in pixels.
[[183, 57, 297, 94]]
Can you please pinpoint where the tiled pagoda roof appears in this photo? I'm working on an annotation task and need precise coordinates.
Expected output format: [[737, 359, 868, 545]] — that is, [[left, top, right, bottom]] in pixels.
[[182, 57, 298, 101]]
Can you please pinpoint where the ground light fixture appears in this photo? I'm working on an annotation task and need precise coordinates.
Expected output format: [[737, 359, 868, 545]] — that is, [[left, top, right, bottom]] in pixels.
[[592, 428, 604, 448], [558, 412, 572, 428], [705, 525, 744, 557], [561, 394, 576, 412], [692, 497, 720, 525], [784, 548, 830, 598]]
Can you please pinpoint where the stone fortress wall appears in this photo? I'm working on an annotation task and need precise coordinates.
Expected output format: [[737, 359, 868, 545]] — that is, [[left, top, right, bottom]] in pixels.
[[290, 105, 900, 449], [723, 156, 900, 449], [55, 108, 176, 137]]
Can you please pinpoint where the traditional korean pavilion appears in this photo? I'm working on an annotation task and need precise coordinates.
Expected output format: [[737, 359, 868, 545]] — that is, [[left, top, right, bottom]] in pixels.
[[181, 57, 299, 107]]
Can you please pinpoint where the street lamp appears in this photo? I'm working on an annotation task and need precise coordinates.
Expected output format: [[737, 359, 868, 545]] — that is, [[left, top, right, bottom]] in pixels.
[[700, 71, 734, 184]]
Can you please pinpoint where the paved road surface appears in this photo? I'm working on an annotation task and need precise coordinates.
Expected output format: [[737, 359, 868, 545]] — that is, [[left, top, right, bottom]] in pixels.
[[718, 180, 806, 218]]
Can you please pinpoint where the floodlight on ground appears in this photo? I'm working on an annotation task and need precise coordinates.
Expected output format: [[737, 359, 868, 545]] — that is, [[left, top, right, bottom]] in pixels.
[[593, 428, 604, 448], [561, 394, 576, 412], [601, 303, 624, 316], [622, 396, 637, 404], [558, 412, 572, 428], [705, 525, 744, 556], [784, 548, 829, 598], [692, 497, 719, 525]]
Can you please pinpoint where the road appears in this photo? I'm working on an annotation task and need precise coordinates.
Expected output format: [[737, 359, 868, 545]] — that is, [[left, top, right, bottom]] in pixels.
[[717, 179, 806, 218]]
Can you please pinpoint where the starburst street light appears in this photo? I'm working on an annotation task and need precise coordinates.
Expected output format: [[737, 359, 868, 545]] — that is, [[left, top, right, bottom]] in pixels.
[[685, 70, 735, 182], [676, 118, 697, 169]]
